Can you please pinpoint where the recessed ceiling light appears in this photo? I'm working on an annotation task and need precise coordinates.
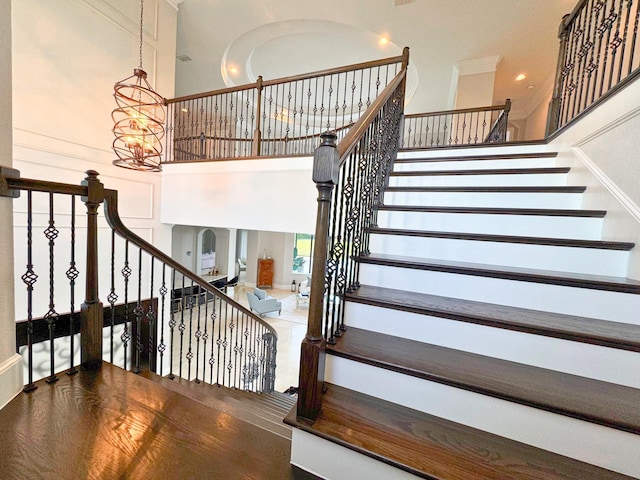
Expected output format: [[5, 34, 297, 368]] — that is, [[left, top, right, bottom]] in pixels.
[[229, 66, 240, 75], [527, 84, 535, 89], [379, 36, 390, 46], [515, 73, 527, 81]]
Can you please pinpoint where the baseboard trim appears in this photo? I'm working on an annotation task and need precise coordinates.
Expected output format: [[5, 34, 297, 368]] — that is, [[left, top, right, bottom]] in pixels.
[[0, 354, 23, 411]]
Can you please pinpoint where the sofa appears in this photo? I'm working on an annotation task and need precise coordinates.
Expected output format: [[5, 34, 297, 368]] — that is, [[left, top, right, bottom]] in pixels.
[[246, 288, 282, 316]]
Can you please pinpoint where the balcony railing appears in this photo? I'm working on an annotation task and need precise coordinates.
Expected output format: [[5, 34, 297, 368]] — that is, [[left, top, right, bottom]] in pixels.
[[401, 100, 511, 149], [164, 51, 409, 163], [2, 168, 277, 393], [548, 0, 640, 134]]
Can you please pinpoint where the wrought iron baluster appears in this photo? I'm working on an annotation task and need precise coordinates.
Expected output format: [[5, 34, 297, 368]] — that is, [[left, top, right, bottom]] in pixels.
[[147, 256, 157, 373], [133, 248, 144, 373], [66, 195, 79, 375], [22, 191, 37, 392], [627, 0, 639, 75], [208, 297, 217, 385], [590, 1, 607, 105], [167, 271, 177, 379], [44, 192, 59, 384], [608, 0, 626, 89], [598, 1, 618, 97], [575, 3, 593, 116], [185, 278, 194, 379], [193, 279, 203, 383], [158, 264, 167, 375], [223, 304, 234, 386], [108, 230, 117, 363], [616, 0, 634, 82], [202, 288, 210, 383]]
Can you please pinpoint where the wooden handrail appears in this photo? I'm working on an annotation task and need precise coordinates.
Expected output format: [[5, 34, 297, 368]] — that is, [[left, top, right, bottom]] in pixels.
[[405, 103, 507, 119], [166, 82, 260, 105], [165, 53, 405, 105], [337, 69, 406, 162], [101, 188, 277, 338], [261, 53, 406, 87]]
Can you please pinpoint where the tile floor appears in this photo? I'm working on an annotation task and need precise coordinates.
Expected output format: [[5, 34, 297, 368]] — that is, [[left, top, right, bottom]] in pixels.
[[229, 284, 308, 393]]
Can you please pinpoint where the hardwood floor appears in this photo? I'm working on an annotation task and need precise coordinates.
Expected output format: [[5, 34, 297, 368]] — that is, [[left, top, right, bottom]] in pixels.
[[0, 364, 316, 480]]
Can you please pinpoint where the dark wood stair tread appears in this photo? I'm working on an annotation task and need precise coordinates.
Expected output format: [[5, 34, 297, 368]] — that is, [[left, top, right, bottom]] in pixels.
[[0, 364, 310, 480], [356, 253, 640, 293], [345, 284, 640, 352], [285, 383, 633, 480], [377, 204, 606, 217], [140, 370, 294, 439], [390, 167, 570, 176], [327, 327, 640, 434], [394, 152, 558, 163], [385, 185, 587, 193], [369, 227, 635, 250]]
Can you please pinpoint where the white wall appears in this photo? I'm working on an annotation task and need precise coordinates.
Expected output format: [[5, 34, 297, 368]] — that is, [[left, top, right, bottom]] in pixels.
[[161, 156, 317, 234], [455, 72, 496, 109], [8, 0, 178, 384], [550, 80, 640, 278], [0, 0, 23, 411], [523, 90, 552, 140]]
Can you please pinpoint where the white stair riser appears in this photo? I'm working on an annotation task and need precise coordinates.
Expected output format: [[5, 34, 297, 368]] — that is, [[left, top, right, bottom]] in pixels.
[[388, 173, 568, 187], [325, 356, 640, 478], [358, 263, 640, 323], [368, 234, 628, 277], [397, 145, 550, 159], [383, 191, 584, 209], [376, 211, 604, 240], [393, 157, 559, 171], [344, 302, 640, 388], [291, 429, 421, 480]]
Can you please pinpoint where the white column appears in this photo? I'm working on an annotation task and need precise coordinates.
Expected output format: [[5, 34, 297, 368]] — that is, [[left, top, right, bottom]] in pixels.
[[0, 0, 23, 409]]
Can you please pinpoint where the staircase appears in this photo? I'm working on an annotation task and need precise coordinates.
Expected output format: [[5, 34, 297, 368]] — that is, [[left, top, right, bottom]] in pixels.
[[287, 144, 640, 479]]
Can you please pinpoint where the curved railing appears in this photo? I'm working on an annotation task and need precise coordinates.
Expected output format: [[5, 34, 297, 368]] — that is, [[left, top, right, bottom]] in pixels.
[[296, 49, 409, 420], [164, 52, 408, 163], [5, 170, 278, 393]]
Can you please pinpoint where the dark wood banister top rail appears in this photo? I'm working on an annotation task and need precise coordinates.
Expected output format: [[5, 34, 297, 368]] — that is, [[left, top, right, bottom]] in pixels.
[[260, 53, 406, 87], [404, 102, 508, 118], [336, 69, 406, 163], [3, 174, 278, 340], [4, 177, 87, 196], [166, 52, 407, 105], [101, 188, 277, 338], [166, 81, 260, 105]]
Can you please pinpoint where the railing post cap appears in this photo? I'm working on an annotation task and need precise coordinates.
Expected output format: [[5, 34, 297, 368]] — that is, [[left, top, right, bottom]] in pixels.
[[319, 131, 337, 146], [313, 131, 340, 185]]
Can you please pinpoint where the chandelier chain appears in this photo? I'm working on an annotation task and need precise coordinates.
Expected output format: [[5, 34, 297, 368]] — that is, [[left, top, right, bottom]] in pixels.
[[139, 0, 144, 69]]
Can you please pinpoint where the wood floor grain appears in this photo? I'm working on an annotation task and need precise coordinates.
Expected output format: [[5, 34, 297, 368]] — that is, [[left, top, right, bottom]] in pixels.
[[286, 383, 634, 480], [0, 364, 312, 480]]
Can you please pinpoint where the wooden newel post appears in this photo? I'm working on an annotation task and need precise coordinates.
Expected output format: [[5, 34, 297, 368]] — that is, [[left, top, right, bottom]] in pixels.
[[546, 14, 570, 136], [81, 170, 105, 369], [297, 131, 340, 422], [253, 75, 264, 157]]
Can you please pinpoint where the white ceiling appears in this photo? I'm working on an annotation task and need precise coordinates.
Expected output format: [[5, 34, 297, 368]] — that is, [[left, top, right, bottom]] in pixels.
[[175, 0, 577, 120]]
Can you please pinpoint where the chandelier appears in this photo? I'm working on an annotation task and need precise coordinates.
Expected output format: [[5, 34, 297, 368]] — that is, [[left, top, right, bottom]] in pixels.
[[112, 0, 165, 172]]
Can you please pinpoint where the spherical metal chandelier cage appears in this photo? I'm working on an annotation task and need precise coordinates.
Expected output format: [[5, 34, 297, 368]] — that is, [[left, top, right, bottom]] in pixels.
[[111, 0, 165, 172]]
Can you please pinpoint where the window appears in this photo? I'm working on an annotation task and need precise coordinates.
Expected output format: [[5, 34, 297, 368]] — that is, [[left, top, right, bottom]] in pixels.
[[292, 233, 314, 274]]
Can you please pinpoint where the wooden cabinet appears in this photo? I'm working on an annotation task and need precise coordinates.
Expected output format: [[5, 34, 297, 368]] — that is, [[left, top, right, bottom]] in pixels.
[[257, 258, 274, 288]]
